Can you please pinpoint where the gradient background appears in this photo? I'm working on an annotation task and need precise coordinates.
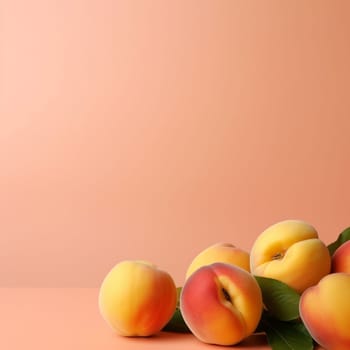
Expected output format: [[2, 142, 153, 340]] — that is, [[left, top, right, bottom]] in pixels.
[[1, 0, 350, 288]]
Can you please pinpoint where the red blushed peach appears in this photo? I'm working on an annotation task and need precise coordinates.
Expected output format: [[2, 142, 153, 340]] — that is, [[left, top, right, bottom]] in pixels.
[[180, 263, 263, 346], [332, 240, 350, 273], [299, 273, 350, 350]]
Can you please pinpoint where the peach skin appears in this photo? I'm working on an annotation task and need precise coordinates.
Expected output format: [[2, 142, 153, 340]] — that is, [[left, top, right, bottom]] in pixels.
[[98, 260, 177, 336], [331, 240, 350, 273], [180, 262, 263, 346], [185, 243, 250, 279], [250, 219, 331, 293], [300, 273, 350, 350]]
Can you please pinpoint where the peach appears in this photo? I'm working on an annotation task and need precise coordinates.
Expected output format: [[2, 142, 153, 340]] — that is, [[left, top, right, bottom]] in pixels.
[[185, 243, 250, 279], [299, 273, 350, 350], [250, 219, 331, 293], [332, 240, 350, 273], [98, 260, 177, 336], [180, 262, 263, 346]]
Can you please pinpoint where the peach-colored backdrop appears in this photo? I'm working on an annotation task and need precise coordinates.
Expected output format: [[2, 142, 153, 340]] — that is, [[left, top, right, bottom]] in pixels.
[[1, 0, 350, 287]]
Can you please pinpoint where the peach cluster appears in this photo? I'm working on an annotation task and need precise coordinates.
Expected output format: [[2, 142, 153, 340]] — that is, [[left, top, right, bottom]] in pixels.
[[98, 219, 350, 349]]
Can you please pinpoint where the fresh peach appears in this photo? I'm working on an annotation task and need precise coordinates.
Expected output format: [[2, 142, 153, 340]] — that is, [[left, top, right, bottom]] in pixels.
[[300, 273, 350, 350], [250, 219, 331, 293], [185, 242, 250, 279], [180, 262, 263, 346], [332, 240, 350, 273], [98, 260, 177, 336]]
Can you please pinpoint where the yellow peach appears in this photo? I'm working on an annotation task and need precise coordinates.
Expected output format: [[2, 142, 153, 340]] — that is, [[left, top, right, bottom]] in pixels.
[[180, 262, 263, 346], [98, 260, 177, 336], [331, 240, 350, 273], [300, 273, 350, 350], [250, 219, 331, 293], [185, 243, 250, 279]]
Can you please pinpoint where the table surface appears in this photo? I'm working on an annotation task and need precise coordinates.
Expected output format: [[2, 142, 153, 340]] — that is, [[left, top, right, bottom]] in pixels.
[[0, 288, 321, 350]]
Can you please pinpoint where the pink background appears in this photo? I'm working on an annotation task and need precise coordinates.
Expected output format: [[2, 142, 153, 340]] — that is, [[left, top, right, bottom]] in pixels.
[[1, 0, 350, 288]]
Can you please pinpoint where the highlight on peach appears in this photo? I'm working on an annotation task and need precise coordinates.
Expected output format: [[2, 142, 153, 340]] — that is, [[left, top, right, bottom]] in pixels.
[[98, 219, 350, 349]]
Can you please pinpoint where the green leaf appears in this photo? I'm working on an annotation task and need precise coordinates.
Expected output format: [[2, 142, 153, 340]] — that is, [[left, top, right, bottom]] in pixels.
[[162, 287, 191, 333], [260, 313, 314, 350], [255, 276, 300, 321], [162, 307, 190, 333], [328, 227, 350, 256]]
